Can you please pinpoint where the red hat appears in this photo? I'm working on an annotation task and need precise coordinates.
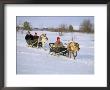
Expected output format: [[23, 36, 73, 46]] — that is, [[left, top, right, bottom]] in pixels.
[[57, 37, 60, 40]]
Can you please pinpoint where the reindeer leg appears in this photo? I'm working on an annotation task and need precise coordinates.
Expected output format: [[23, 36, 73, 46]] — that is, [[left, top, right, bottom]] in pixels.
[[67, 51, 69, 57], [68, 51, 70, 58], [70, 52, 71, 58], [72, 53, 75, 60], [74, 54, 75, 59], [73, 52, 77, 60]]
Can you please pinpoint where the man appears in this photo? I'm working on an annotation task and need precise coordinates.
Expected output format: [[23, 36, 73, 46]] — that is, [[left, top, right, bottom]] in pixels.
[[49, 37, 68, 56], [32, 32, 39, 47], [54, 37, 63, 48], [53, 37, 64, 54], [33, 32, 39, 39], [25, 31, 33, 46]]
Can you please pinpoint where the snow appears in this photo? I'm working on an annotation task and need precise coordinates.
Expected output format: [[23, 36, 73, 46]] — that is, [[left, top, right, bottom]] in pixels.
[[17, 30, 94, 74]]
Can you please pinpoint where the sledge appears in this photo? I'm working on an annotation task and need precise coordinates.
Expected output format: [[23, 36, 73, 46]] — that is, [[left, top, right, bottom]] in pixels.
[[26, 39, 42, 48], [49, 43, 68, 56]]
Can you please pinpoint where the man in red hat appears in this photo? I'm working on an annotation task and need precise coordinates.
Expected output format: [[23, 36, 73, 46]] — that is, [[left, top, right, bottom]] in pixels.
[[54, 36, 63, 48]]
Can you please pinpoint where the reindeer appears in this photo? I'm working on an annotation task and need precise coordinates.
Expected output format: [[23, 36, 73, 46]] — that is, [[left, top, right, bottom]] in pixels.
[[67, 41, 80, 59]]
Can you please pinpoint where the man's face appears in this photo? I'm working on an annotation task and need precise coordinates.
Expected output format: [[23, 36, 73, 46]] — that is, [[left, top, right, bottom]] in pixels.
[[57, 38, 60, 42], [28, 32, 30, 35], [35, 34, 37, 36]]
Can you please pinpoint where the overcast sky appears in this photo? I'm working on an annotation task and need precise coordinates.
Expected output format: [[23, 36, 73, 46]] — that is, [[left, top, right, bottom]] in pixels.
[[17, 16, 94, 30]]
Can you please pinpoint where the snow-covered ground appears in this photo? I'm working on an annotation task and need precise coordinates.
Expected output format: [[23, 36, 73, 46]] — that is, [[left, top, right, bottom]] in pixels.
[[17, 30, 94, 74]]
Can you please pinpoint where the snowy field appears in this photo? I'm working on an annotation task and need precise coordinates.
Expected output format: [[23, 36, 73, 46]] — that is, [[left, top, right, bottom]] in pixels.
[[17, 30, 94, 74]]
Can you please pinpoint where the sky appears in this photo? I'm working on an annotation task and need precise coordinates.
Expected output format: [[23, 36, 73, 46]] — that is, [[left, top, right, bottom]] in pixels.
[[16, 16, 94, 30]]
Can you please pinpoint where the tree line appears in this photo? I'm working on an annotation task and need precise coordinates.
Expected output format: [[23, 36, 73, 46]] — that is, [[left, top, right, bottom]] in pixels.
[[17, 19, 94, 34]]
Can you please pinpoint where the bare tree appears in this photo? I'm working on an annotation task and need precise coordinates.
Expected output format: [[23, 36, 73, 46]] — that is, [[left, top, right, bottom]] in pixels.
[[79, 19, 94, 33], [58, 24, 66, 36], [69, 25, 74, 32]]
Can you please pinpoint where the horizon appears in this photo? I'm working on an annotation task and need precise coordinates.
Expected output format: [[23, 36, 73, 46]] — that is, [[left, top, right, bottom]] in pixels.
[[17, 16, 94, 30]]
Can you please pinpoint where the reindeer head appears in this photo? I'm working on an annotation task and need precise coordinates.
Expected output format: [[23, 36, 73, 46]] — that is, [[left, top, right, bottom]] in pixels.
[[74, 43, 80, 51]]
